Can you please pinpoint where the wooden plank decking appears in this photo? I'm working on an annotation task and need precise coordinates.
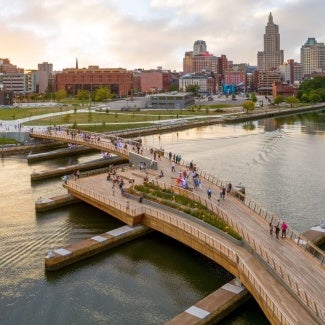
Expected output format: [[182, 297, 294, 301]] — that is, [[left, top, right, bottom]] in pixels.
[[31, 129, 325, 324]]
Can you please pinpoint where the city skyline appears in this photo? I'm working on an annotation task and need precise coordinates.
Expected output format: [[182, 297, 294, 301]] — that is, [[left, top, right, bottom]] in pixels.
[[0, 0, 324, 71]]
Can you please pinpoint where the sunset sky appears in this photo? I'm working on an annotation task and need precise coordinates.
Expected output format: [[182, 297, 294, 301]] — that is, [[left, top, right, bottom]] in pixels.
[[0, 0, 324, 71]]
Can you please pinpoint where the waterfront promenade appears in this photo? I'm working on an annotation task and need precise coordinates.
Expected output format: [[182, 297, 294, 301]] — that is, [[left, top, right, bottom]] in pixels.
[[30, 129, 325, 324]]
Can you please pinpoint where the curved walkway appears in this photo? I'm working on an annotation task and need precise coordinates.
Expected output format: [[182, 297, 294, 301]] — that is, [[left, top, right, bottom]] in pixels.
[[30, 129, 325, 324]]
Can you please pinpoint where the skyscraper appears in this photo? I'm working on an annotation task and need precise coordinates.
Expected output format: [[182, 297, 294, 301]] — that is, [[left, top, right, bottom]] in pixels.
[[257, 12, 284, 71], [193, 40, 207, 55], [300, 37, 325, 76]]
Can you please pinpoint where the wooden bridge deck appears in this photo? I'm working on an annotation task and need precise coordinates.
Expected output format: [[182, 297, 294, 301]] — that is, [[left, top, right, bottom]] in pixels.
[[31, 129, 325, 324]]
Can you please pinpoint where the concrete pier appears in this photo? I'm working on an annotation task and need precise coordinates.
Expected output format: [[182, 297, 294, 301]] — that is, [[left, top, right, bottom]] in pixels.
[[35, 194, 80, 212], [27, 145, 97, 163], [166, 278, 250, 324], [31, 156, 127, 181], [45, 224, 152, 271]]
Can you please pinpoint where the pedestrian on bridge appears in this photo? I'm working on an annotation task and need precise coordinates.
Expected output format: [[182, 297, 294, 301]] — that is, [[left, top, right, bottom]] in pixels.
[[281, 222, 288, 238], [207, 188, 212, 199], [275, 223, 280, 239], [269, 222, 273, 236]]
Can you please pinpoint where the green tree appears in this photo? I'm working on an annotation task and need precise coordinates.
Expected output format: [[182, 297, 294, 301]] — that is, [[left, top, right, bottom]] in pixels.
[[186, 84, 200, 97], [298, 76, 325, 103], [242, 100, 255, 114], [77, 89, 90, 106], [55, 89, 67, 102], [286, 96, 299, 108], [169, 85, 179, 92], [273, 95, 285, 105], [309, 92, 321, 104], [93, 87, 112, 102], [250, 92, 257, 103], [88, 111, 92, 122]]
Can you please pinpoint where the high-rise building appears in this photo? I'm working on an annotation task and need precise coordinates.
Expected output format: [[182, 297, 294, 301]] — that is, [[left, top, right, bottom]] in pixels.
[[279, 59, 303, 84], [300, 37, 325, 76], [257, 12, 284, 71], [183, 41, 221, 75], [193, 40, 207, 55], [37, 62, 55, 93]]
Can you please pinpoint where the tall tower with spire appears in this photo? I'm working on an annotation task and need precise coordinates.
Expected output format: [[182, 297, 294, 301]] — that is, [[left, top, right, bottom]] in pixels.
[[76, 57, 78, 69], [257, 12, 284, 70]]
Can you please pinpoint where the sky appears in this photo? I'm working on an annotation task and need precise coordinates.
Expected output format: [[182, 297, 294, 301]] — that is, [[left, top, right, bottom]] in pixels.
[[0, 0, 324, 71]]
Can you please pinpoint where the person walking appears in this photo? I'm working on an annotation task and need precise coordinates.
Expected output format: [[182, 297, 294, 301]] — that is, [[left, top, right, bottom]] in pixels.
[[207, 188, 212, 199], [269, 222, 273, 236], [281, 221, 288, 238], [275, 223, 280, 239], [171, 161, 176, 172]]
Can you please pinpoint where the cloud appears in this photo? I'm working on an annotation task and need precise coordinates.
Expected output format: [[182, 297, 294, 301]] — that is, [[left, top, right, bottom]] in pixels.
[[0, 0, 324, 71]]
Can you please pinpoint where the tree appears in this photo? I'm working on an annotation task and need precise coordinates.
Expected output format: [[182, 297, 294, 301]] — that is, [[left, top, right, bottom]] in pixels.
[[286, 96, 299, 108], [186, 84, 200, 97], [298, 76, 325, 103], [77, 89, 89, 100], [273, 95, 285, 105], [169, 85, 179, 92], [309, 92, 321, 104], [242, 100, 255, 114], [93, 87, 112, 102], [55, 89, 67, 102], [250, 92, 257, 103]]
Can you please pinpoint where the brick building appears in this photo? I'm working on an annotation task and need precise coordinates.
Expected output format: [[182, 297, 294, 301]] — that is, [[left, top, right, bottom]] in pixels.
[[272, 81, 298, 97], [56, 66, 133, 97], [140, 70, 171, 93]]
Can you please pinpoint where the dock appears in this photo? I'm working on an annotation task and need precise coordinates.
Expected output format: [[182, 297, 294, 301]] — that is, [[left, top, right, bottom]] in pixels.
[[35, 194, 80, 212], [31, 156, 128, 181], [166, 278, 250, 325], [27, 145, 97, 163], [45, 224, 152, 271]]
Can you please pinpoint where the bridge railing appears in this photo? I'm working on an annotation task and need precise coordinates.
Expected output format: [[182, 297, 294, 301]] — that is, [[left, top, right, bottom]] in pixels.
[[65, 179, 293, 324], [150, 178, 325, 322], [30, 129, 130, 159], [243, 196, 325, 265], [32, 128, 325, 262], [170, 157, 325, 265]]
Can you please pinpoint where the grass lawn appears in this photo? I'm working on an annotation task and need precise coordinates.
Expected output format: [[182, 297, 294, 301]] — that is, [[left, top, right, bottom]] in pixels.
[[0, 107, 71, 120], [0, 138, 19, 145]]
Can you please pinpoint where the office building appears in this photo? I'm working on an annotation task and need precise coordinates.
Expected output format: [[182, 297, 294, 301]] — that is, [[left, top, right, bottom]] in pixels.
[[179, 73, 215, 94], [183, 41, 221, 75], [257, 13, 284, 71], [279, 60, 303, 84], [300, 37, 325, 76]]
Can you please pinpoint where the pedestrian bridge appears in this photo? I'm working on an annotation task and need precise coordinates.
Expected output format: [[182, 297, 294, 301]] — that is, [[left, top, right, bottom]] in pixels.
[[30, 129, 325, 324]]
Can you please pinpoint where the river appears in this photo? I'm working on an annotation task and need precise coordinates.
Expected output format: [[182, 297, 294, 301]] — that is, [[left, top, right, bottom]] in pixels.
[[0, 109, 324, 324]]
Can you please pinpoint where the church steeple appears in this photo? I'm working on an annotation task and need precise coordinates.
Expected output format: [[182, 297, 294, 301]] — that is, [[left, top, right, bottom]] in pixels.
[[76, 57, 78, 69]]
